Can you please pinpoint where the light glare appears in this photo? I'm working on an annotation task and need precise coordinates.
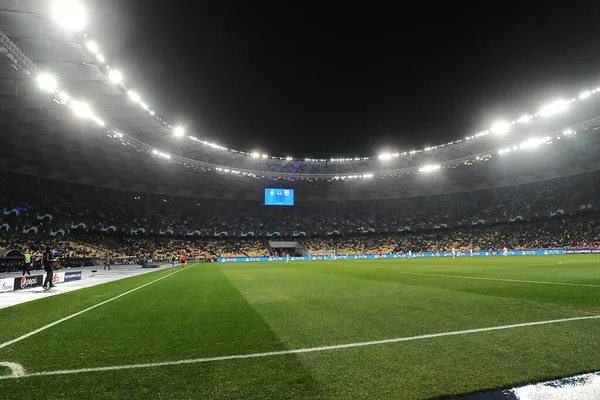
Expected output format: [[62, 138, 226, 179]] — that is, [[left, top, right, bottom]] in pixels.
[[71, 100, 91, 118], [109, 69, 123, 84], [539, 99, 568, 117], [53, 0, 85, 31], [127, 90, 140, 103], [419, 164, 441, 173], [490, 121, 510, 134], [86, 41, 98, 54], [36, 73, 58, 92], [173, 126, 185, 137]]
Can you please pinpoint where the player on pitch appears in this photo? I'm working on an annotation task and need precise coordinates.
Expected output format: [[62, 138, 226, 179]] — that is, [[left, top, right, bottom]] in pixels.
[[180, 253, 186, 268]]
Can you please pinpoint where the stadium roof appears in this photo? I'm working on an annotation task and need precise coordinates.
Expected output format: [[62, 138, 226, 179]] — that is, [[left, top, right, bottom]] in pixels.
[[1, 0, 600, 199]]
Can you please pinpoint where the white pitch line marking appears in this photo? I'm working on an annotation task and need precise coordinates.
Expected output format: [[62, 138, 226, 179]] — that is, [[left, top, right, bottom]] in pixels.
[[558, 260, 596, 265], [0, 362, 26, 377], [398, 272, 600, 288], [1, 314, 600, 380], [0, 267, 186, 350]]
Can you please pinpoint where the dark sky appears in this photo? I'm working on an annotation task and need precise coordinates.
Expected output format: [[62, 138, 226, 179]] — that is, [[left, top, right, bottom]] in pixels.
[[93, 1, 600, 158]]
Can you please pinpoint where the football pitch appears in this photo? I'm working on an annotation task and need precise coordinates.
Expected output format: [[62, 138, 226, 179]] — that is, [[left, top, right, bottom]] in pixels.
[[1, 256, 600, 399]]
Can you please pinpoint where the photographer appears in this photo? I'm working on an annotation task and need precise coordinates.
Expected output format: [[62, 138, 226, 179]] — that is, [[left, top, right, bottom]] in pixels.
[[42, 246, 55, 289]]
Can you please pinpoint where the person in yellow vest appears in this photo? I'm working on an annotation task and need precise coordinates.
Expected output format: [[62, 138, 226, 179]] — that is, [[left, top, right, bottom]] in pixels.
[[22, 250, 32, 276]]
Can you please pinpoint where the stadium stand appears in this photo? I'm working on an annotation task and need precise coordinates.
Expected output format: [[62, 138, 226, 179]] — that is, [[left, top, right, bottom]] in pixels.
[[1, 169, 600, 270]]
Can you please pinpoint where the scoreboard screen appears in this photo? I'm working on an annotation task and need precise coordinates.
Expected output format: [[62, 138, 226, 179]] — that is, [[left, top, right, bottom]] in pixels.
[[264, 188, 295, 206]]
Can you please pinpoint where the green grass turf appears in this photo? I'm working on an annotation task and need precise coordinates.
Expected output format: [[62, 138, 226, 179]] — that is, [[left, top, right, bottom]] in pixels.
[[1, 256, 600, 399]]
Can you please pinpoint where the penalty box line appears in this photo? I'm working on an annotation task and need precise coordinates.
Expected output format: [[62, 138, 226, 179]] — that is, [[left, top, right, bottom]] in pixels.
[[398, 272, 600, 288], [0, 266, 189, 351], [1, 313, 600, 380]]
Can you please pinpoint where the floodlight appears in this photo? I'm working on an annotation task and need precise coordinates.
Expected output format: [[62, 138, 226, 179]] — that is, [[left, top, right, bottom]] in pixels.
[[150, 110, 155, 116], [262, 154, 268, 158], [71, 100, 91, 118], [127, 90, 140, 103], [579, 91, 591, 100], [251, 152, 259, 158], [418, 164, 440, 173], [517, 115, 531, 123], [86, 41, 98, 54], [96, 54, 105, 63], [53, 0, 85, 31], [36, 73, 58, 92], [58, 91, 70, 102], [140, 102, 149, 110], [378, 153, 392, 160], [109, 69, 123, 84], [91, 116, 105, 127], [173, 126, 185, 137], [490, 121, 510, 134], [538, 99, 568, 117], [519, 137, 550, 150]]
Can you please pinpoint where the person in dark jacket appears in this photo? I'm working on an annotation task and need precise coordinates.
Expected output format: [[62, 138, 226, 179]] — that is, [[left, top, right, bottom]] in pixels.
[[42, 247, 55, 289]]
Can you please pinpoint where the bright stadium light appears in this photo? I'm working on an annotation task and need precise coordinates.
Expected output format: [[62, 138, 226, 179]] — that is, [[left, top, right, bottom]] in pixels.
[[36, 73, 58, 92], [58, 91, 70, 102], [71, 100, 91, 118], [378, 153, 392, 160], [140, 102, 149, 110], [490, 121, 510, 134], [91, 116, 105, 127], [517, 115, 532, 123], [86, 40, 98, 54], [579, 91, 591, 100], [251, 152, 259, 158], [127, 90, 140, 103], [538, 99, 568, 117], [419, 164, 440, 173], [173, 126, 185, 137], [519, 136, 551, 150], [53, 0, 85, 31], [109, 69, 123, 84], [96, 54, 105, 63]]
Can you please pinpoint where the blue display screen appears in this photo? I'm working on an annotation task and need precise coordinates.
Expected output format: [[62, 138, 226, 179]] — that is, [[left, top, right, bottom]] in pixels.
[[264, 188, 295, 206]]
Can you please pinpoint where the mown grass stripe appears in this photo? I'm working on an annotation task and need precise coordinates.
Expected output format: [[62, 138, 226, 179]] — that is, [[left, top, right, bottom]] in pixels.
[[2, 313, 599, 380], [398, 272, 600, 288], [0, 267, 187, 350]]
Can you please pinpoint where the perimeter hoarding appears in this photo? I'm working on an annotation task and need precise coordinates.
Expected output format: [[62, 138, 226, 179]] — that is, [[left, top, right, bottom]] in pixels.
[[218, 249, 565, 263]]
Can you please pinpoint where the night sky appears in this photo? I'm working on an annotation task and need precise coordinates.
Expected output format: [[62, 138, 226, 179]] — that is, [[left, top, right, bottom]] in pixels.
[[94, 1, 600, 158]]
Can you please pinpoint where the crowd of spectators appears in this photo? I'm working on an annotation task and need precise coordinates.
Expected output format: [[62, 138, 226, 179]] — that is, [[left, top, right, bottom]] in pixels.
[[351, 216, 600, 255], [1, 173, 600, 263], [2, 174, 599, 236], [2, 215, 599, 264]]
